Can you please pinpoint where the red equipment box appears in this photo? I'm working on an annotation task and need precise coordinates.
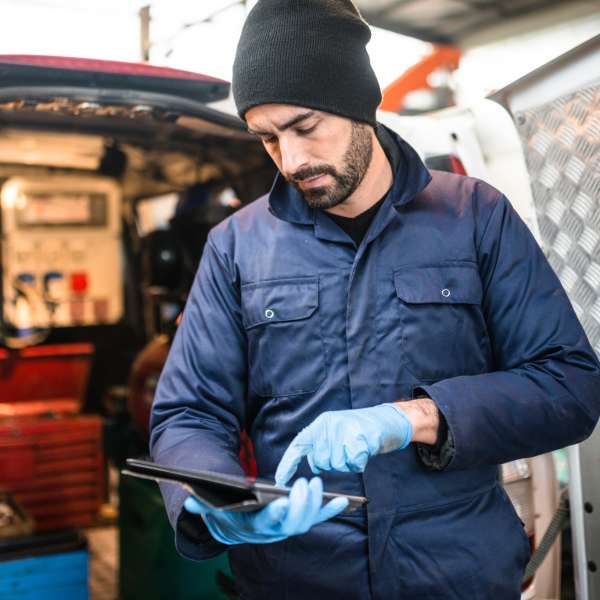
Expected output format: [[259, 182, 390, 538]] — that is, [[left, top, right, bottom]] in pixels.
[[0, 344, 105, 531]]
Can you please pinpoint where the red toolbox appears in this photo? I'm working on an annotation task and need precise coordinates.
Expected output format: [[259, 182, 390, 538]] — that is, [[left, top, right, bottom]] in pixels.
[[0, 344, 105, 531]]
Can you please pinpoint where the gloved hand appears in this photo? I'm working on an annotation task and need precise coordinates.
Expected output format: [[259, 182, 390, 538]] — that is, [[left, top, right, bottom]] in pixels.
[[275, 403, 413, 486], [183, 476, 348, 545]]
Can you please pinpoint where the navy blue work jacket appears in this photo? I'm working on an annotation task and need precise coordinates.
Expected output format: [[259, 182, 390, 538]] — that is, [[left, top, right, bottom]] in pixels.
[[150, 128, 600, 600]]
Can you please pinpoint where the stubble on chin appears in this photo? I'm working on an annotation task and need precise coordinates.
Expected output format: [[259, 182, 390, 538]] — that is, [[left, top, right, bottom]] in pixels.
[[296, 122, 373, 210], [300, 183, 342, 209]]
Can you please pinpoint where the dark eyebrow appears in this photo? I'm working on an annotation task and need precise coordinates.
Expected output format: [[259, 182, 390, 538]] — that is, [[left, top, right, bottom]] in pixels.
[[247, 111, 316, 136]]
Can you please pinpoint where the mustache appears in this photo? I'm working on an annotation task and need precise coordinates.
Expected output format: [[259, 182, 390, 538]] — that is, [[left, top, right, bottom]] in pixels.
[[288, 165, 338, 184]]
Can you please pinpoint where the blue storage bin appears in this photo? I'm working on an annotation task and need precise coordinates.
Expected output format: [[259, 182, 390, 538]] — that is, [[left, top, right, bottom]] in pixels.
[[0, 530, 88, 600]]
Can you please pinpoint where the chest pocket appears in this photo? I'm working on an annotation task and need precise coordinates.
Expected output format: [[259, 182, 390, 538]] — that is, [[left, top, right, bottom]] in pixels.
[[241, 277, 326, 397], [394, 264, 491, 380]]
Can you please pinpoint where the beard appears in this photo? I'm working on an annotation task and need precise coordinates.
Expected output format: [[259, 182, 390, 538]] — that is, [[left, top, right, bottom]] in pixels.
[[287, 122, 373, 210]]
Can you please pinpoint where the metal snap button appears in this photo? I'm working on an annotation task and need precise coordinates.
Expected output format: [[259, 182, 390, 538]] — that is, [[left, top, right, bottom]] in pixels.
[[265, 308, 275, 319], [441, 288, 451, 298]]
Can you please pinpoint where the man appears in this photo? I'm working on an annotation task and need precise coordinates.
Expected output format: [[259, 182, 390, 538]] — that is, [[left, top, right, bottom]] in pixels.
[[150, 1, 600, 598]]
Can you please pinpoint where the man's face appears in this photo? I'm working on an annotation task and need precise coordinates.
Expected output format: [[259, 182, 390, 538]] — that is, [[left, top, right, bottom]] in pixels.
[[246, 104, 373, 209]]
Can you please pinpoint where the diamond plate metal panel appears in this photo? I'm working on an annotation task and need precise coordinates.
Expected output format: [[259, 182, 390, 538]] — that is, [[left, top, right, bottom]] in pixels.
[[515, 83, 600, 357]]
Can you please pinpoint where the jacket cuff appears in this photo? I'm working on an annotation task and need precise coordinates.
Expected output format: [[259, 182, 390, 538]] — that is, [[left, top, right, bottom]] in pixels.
[[176, 508, 227, 560], [416, 416, 455, 471], [413, 387, 455, 471], [161, 480, 228, 561]]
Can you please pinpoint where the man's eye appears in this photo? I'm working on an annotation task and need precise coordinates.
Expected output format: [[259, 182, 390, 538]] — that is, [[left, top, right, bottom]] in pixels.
[[296, 126, 316, 136], [262, 135, 277, 145]]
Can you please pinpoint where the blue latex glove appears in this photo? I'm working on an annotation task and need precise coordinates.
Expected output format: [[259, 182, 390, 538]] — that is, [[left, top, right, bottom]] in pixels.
[[275, 404, 413, 486], [183, 476, 348, 545]]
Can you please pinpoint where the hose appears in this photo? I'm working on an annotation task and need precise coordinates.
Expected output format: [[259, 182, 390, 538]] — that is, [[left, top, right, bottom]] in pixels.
[[523, 489, 570, 582]]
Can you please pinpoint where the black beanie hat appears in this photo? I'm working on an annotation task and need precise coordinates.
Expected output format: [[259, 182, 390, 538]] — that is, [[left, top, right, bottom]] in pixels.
[[232, 0, 382, 127]]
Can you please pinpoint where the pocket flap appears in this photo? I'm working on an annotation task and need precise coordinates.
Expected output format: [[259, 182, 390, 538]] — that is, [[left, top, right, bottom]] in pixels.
[[394, 265, 482, 304], [242, 277, 319, 329]]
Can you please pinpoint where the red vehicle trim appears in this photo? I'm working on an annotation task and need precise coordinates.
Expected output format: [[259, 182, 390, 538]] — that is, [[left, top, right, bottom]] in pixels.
[[0, 54, 227, 84]]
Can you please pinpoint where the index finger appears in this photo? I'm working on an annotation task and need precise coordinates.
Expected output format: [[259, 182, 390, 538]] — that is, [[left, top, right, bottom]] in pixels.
[[274, 429, 313, 486]]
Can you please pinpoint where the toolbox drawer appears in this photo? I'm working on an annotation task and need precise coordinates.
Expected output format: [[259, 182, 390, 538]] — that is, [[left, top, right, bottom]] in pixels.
[[0, 415, 104, 531]]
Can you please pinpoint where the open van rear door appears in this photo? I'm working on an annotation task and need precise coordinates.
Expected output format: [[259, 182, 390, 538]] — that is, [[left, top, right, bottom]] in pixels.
[[0, 55, 254, 141], [0, 55, 229, 103], [492, 36, 600, 600]]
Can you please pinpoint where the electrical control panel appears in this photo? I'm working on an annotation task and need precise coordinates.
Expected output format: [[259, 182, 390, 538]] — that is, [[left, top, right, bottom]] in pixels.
[[1, 175, 123, 329]]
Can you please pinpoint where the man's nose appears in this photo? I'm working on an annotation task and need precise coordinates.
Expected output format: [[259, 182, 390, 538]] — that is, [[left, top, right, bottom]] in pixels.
[[279, 137, 310, 178]]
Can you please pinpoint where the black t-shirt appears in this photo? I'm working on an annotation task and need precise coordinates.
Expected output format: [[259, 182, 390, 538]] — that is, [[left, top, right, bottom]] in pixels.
[[323, 125, 401, 247], [325, 194, 387, 247]]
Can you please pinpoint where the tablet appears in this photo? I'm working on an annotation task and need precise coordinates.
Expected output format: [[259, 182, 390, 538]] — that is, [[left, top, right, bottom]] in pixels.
[[122, 458, 368, 513]]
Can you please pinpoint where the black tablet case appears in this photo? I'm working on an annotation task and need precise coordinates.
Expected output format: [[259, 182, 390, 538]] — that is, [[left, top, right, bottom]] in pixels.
[[122, 458, 367, 513]]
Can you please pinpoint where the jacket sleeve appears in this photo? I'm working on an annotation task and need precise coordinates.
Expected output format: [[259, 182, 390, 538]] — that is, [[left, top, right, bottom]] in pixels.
[[422, 186, 600, 471], [149, 234, 247, 560]]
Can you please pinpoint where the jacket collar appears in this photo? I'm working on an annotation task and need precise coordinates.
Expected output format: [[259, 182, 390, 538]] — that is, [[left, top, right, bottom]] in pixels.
[[267, 123, 432, 226]]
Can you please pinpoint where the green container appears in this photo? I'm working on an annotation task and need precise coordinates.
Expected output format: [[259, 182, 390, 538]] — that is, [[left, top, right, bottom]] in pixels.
[[119, 474, 234, 600]]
